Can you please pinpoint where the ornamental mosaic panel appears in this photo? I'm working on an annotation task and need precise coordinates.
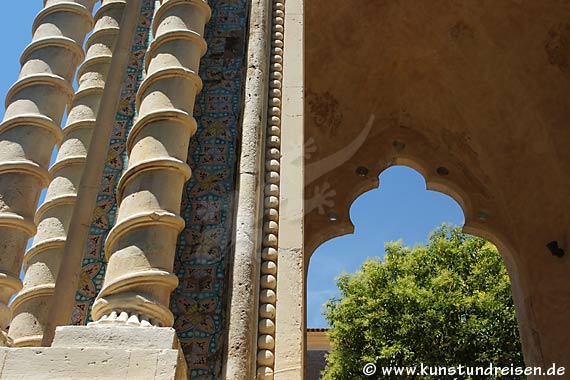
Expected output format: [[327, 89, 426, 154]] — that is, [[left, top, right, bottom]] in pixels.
[[72, 0, 156, 326], [170, 0, 248, 377], [72, 1, 249, 379]]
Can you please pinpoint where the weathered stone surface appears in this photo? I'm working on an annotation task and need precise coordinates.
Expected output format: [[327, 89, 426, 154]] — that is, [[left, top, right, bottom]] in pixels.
[[305, 0, 570, 375], [222, 0, 271, 378], [52, 326, 179, 350], [9, 0, 125, 348], [91, 0, 212, 329], [1, 1, 569, 380], [0, 326, 187, 380], [0, 0, 96, 345], [0, 347, 183, 380]]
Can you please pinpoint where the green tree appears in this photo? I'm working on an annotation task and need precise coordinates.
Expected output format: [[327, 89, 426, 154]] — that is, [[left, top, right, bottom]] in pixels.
[[322, 225, 524, 380]]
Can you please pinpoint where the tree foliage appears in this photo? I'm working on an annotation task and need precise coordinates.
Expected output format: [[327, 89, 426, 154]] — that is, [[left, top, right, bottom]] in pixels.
[[322, 225, 524, 380]]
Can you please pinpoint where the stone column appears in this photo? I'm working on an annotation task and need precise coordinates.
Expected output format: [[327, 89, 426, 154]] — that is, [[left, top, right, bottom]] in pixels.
[[91, 0, 211, 327], [0, 0, 96, 345], [223, 0, 271, 377], [8, 0, 125, 348]]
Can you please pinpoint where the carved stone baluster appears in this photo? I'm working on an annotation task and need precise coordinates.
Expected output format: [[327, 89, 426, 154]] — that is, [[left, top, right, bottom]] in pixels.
[[0, 0, 96, 346], [91, 0, 211, 327], [8, 0, 125, 348]]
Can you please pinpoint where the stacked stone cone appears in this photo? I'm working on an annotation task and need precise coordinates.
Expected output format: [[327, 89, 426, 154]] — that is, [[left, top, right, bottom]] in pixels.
[[91, 0, 211, 327], [256, 0, 285, 378], [8, 0, 125, 348], [0, 0, 96, 346]]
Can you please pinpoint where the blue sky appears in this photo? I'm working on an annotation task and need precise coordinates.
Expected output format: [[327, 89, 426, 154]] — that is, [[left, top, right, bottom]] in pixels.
[[0, 5, 44, 106], [0, 4, 466, 328], [0, 4, 57, 256], [306, 167, 465, 326]]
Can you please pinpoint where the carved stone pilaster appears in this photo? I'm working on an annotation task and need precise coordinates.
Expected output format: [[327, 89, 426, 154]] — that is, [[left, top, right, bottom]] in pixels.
[[90, 0, 211, 328], [8, 0, 125, 348], [0, 0, 96, 345]]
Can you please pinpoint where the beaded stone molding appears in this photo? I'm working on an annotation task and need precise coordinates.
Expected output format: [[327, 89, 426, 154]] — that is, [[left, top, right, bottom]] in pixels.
[[256, 0, 285, 378]]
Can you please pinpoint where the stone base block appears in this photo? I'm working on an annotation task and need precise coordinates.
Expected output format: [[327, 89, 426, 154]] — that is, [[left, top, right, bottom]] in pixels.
[[0, 326, 188, 380]]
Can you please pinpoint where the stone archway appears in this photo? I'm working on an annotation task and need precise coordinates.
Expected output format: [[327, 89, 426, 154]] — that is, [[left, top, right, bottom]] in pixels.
[[304, 162, 519, 379], [301, 1, 570, 378]]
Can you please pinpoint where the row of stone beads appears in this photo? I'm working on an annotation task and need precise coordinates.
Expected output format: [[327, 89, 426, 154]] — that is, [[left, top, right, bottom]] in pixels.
[[90, 0, 211, 327], [0, 0, 96, 345], [257, 0, 285, 378], [8, 0, 125, 348]]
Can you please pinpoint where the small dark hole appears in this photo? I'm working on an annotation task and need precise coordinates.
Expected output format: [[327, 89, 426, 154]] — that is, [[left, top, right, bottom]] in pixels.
[[436, 166, 449, 176], [356, 166, 369, 177], [392, 140, 406, 151], [547, 241, 565, 257]]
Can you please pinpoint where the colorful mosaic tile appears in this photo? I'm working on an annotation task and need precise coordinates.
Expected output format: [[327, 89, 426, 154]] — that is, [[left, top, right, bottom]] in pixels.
[[171, 0, 248, 377], [72, 0, 156, 325]]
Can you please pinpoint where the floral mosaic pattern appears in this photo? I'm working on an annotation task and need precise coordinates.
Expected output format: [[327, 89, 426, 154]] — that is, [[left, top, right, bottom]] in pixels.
[[72, 1, 156, 324], [170, 0, 248, 377]]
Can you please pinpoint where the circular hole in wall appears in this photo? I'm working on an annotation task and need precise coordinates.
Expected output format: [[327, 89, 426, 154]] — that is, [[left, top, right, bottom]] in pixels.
[[356, 166, 369, 177], [436, 166, 450, 176]]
